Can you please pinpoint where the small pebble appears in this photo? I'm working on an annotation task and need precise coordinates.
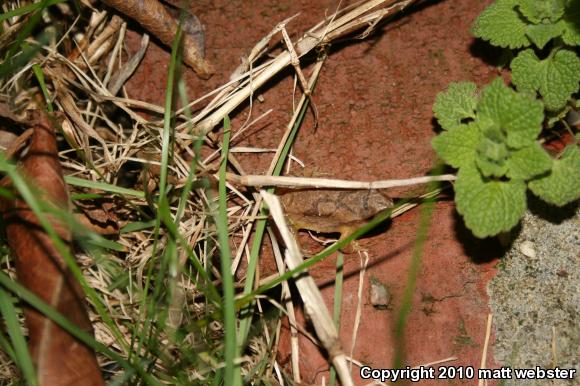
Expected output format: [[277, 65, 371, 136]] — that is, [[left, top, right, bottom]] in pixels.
[[370, 280, 390, 309], [519, 240, 536, 258]]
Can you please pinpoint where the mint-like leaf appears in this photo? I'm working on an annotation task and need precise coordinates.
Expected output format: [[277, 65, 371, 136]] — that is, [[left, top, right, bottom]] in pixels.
[[476, 154, 509, 178], [472, 0, 530, 49], [562, 0, 580, 46], [506, 142, 552, 179], [518, 0, 566, 24], [511, 49, 540, 94], [478, 136, 510, 162], [512, 49, 580, 111], [455, 165, 527, 238], [432, 122, 482, 168], [477, 78, 544, 148], [525, 22, 564, 49], [528, 145, 580, 205], [476, 136, 509, 177], [517, 0, 568, 48], [433, 82, 478, 131]]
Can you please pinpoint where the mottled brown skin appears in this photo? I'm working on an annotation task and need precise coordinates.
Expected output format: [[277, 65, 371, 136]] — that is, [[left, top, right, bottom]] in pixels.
[[279, 188, 394, 245]]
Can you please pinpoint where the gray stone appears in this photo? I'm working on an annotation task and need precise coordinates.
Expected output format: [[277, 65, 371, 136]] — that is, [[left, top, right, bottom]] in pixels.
[[488, 205, 579, 386]]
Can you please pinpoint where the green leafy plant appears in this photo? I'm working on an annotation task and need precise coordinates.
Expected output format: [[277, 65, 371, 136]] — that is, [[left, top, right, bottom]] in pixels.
[[432, 0, 580, 238]]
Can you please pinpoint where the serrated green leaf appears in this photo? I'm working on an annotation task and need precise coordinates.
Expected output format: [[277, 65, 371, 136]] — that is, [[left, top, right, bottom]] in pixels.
[[476, 137, 509, 177], [542, 50, 580, 110], [512, 48, 580, 111], [506, 142, 553, 179], [528, 145, 580, 205], [517, 0, 568, 48], [433, 82, 478, 130], [562, 0, 580, 45], [478, 137, 510, 162], [473, 0, 530, 48], [476, 154, 509, 177], [518, 0, 566, 23], [511, 49, 541, 94], [455, 165, 527, 238], [525, 22, 565, 48], [432, 122, 482, 168], [516, 2, 539, 23], [478, 78, 544, 148]]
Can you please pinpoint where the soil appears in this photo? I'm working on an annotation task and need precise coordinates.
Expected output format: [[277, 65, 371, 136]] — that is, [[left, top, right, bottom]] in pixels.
[[125, 0, 508, 384]]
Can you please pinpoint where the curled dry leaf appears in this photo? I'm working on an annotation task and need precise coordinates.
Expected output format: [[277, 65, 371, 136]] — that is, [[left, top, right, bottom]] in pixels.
[[101, 0, 213, 78], [0, 112, 104, 385], [74, 197, 123, 236]]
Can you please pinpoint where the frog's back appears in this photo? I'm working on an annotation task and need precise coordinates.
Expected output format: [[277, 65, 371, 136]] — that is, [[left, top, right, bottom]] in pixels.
[[279, 188, 393, 234]]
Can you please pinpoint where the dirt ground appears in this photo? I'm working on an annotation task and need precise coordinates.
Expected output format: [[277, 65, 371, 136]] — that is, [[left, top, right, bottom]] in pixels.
[[126, 0, 504, 384]]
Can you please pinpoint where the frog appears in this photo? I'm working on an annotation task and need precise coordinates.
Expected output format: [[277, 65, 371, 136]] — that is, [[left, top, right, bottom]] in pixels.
[[278, 188, 394, 252]]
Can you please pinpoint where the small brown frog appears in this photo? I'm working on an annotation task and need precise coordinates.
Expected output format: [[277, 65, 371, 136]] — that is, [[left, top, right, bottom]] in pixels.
[[279, 188, 394, 250]]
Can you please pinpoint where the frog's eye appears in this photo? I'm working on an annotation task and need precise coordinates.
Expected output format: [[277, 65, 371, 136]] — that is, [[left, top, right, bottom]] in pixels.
[[367, 193, 393, 212]]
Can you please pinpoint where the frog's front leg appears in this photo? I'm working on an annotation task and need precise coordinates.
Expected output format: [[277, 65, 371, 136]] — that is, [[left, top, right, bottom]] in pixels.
[[337, 226, 364, 254]]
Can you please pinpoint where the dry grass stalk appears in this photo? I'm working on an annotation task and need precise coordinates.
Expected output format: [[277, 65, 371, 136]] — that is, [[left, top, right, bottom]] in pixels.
[[228, 174, 457, 190], [268, 228, 302, 383], [261, 190, 354, 386], [349, 252, 369, 372], [192, 0, 418, 135], [478, 314, 493, 386]]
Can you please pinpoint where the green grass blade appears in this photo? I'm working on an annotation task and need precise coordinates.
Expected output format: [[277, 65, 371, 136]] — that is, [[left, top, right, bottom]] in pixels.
[[329, 252, 344, 386], [120, 220, 156, 233], [131, 14, 180, 356], [392, 165, 442, 369], [65, 176, 145, 198], [0, 39, 46, 80], [215, 116, 241, 385], [80, 234, 126, 252], [0, 330, 17, 362], [0, 272, 162, 385], [32, 63, 53, 112], [158, 209, 220, 302], [0, 0, 66, 23], [174, 75, 203, 224], [0, 288, 38, 386], [0, 156, 130, 356], [1, 0, 50, 77]]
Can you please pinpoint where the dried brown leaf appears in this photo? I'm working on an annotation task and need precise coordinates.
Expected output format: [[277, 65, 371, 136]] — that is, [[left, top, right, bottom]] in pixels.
[[1, 112, 104, 386], [102, 0, 214, 78], [75, 197, 122, 235]]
